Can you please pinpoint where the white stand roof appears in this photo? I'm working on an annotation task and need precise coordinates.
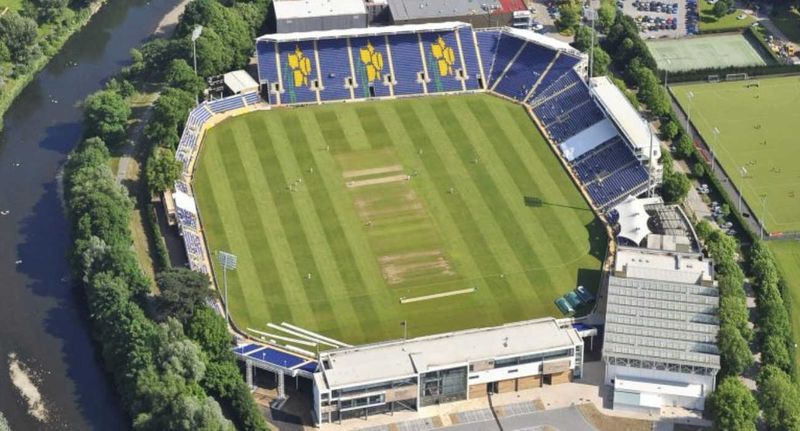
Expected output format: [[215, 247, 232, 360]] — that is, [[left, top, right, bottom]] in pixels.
[[224, 70, 259, 95], [613, 195, 652, 245], [559, 118, 617, 161]]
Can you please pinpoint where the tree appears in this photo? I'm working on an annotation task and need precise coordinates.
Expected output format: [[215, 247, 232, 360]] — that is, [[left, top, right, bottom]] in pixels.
[[692, 161, 706, 178], [32, 0, 68, 23], [146, 148, 182, 195], [707, 377, 758, 431], [597, 0, 617, 29], [676, 133, 694, 159], [719, 296, 752, 341], [720, 203, 731, 218], [661, 170, 690, 203], [0, 12, 39, 63], [156, 268, 212, 322], [146, 87, 195, 149], [572, 25, 593, 52], [757, 365, 800, 430], [718, 322, 753, 376], [762, 334, 792, 372], [165, 59, 206, 95], [591, 47, 611, 76], [660, 120, 679, 141], [0, 41, 10, 63], [190, 28, 233, 77], [558, 1, 580, 30], [83, 90, 131, 148]]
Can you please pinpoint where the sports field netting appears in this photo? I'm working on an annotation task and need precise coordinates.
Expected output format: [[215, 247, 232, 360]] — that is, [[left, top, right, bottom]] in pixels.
[[768, 241, 800, 371], [192, 94, 606, 345], [647, 34, 770, 72], [672, 76, 800, 233]]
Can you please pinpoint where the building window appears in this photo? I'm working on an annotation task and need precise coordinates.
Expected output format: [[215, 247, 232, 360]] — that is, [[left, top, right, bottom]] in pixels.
[[419, 366, 467, 407]]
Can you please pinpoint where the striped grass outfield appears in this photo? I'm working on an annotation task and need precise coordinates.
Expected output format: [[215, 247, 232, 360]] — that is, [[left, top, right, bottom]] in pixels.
[[193, 94, 607, 346]]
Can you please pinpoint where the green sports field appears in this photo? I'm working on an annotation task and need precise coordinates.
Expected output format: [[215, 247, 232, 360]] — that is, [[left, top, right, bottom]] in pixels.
[[647, 34, 770, 72], [768, 241, 800, 371], [673, 76, 800, 233], [193, 94, 606, 346]]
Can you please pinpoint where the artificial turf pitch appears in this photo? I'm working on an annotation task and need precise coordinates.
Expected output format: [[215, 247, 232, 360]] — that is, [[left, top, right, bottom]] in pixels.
[[647, 34, 769, 72], [193, 94, 606, 345], [672, 76, 800, 234]]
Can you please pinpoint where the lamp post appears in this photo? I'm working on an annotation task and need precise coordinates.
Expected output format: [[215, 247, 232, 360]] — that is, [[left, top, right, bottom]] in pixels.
[[663, 59, 671, 91], [711, 127, 720, 174], [217, 250, 237, 323], [686, 91, 694, 131], [760, 194, 767, 240]]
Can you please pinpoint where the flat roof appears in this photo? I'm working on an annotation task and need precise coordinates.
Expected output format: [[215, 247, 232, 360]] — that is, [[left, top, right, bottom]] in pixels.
[[614, 247, 714, 285], [559, 118, 617, 161], [590, 76, 660, 160], [503, 27, 579, 55], [273, 0, 366, 20], [257, 21, 470, 42], [319, 317, 580, 390], [387, 0, 526, 21], [224, 70, 259, 94], [616, 376, 703, 399], [604, 247, 720, 368]]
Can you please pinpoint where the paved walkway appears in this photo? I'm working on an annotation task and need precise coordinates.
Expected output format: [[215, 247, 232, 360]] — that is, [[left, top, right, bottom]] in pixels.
[[442, 406, 595, 431]]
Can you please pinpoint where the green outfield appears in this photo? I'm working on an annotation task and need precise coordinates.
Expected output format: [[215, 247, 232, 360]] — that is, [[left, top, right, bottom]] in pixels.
[[647, 34, 770, 72], [672, 76, 800, 233], [192, 94, 606, 345], [768, 241, 800, 371]]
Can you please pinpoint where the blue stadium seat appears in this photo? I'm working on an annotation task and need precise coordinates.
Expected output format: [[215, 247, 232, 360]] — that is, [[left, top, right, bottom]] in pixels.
[[474, 30, 500, 83], [349, 36, 392, 99], [529, 53, 581, 100], [493, 43, 557, 101], [419, 31, 463, 93], [316, 38, 354, 102], [257, 40, 280, 88], [388, 33, 426, 96], [278, 40, 318, 104], [457, 26, 484, 90], [487, 34, 525, 87]]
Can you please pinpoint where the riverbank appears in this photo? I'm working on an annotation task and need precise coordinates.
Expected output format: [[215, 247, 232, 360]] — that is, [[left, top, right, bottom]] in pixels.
[[0, 0, 107, 131]]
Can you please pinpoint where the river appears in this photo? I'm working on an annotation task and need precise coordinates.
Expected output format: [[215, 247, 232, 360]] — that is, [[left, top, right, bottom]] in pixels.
[[0, 0, 183, 428]]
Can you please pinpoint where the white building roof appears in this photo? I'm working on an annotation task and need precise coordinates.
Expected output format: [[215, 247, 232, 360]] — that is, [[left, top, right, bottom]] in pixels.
[[616, 376, 703, 399], [559, 118, 617, 161], [503, 27, 580, 55], [590, 76, 660, 161], [273, 0, 366, 20], [173, 191, 197, 214], [388, 0, 503, 21], [223, 70, 259, 94], [614, 247, 714, 285], [257, 21, 470, 42], [319, 318, 580, 390]]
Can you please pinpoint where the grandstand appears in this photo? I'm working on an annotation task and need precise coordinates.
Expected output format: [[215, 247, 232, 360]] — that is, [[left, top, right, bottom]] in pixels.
[[254, 22, 658, 210]]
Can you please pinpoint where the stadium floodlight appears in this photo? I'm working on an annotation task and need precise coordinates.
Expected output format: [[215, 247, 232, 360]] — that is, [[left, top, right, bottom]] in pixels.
[[739, 166, 748, 212], [217, 250, 237, 323], [191, 25, 204, 74], [686, 91, 695, 130]]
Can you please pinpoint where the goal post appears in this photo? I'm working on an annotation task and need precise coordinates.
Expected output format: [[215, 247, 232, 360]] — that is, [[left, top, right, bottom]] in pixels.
[[726, 72, 749, 81], [707, 74, 720, 83]]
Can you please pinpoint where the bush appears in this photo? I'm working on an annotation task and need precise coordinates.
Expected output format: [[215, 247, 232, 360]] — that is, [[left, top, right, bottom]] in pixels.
[[83, 90, 131, 148]]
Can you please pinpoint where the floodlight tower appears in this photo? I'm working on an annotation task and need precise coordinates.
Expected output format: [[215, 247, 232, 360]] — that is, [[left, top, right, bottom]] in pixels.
[[217, 250, 237, 323], [191, 25, 203, 75], [711, 127, 720, 174], [584, 7, 597, 83]]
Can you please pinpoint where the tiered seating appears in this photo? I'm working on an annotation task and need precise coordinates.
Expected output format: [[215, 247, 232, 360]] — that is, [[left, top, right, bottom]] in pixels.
[[419, 31, 463, 93], [586, 163, 649, 208], [493, 43, 557, 101], [177, 207, 197, 230], [243, 92, 261, 105], [278, 41, 318, 104], [474, 30, 500, 82], [572, 137, 632, 183], [457, 26, 483, 90], [388, 33, 426, 96], [487, 34, 525, 87], [317, 38, 354, 102], [529, 54, 581, 100], [349, 36, 392, 98], [533, 82, 605, 142], [183, 231, 208, 274], [257, 40, 280, 86], [208, 96, 245, 113]]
